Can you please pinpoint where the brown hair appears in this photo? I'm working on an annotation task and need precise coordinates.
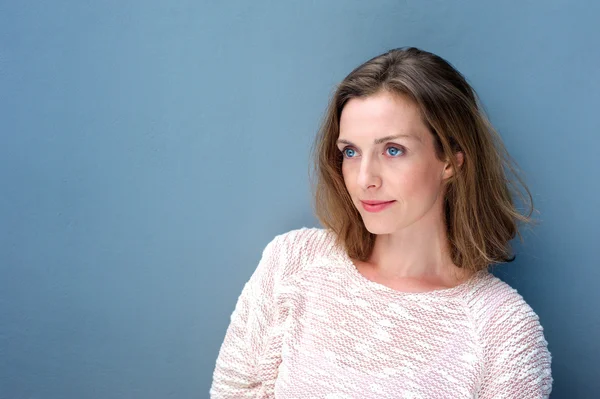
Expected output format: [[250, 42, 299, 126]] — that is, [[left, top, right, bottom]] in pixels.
[[309, 47, 538, 273]]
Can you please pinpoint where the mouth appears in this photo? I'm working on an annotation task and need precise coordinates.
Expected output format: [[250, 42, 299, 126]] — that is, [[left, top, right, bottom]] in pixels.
[[361, 200, 395, 205], [360, 200, 396, 213]]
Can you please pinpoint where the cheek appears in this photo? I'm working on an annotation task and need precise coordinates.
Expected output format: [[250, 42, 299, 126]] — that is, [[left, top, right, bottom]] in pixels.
[[341, 165, 355, 192], [389, 164, 439, 195], [341, 162, 351, 180], [391, 173, 419, 195]]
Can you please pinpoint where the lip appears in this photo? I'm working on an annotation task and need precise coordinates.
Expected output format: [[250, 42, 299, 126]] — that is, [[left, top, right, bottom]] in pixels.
[[360, 200, 396, 213]]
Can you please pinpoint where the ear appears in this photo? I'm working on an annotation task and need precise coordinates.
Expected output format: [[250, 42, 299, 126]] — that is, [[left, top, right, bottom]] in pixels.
[[442, 151, 464, 180]]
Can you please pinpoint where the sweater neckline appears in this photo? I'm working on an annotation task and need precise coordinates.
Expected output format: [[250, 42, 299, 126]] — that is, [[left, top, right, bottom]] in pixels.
[[335, 243, 488, 299]]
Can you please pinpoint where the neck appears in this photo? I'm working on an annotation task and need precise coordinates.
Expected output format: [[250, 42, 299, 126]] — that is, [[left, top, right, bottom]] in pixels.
[[368, 206, 470, 285]]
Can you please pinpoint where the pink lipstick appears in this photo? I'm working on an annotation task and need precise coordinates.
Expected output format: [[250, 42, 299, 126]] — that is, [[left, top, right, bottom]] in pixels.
[[360, 200, 396, 213]]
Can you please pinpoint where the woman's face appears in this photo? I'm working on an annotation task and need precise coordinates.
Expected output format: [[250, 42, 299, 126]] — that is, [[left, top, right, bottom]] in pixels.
[[337, 90, 455, 235]]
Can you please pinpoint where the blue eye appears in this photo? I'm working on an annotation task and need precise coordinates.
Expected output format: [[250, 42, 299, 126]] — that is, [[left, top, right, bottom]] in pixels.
[[386, 146, 404, 157], [343, 148, 356, 158], [341, 145, 404, 159]]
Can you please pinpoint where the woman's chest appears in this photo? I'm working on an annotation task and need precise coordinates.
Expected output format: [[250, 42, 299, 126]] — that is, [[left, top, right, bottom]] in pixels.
[[273, 279, 484, 398]]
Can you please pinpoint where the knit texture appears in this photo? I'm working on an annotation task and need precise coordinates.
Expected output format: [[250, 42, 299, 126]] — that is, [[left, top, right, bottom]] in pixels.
[[210, 227, 553, 398]]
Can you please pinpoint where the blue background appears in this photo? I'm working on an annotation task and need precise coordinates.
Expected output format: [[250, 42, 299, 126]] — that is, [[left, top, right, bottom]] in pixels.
[[1, 0, 598, 398]]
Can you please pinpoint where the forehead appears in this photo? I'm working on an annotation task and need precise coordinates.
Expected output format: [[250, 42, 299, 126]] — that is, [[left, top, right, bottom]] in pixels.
[[339, 91, 428, 142]]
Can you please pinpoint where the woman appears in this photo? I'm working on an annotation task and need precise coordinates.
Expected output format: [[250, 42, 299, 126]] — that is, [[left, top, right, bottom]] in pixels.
[[210, 47, 553, 398]]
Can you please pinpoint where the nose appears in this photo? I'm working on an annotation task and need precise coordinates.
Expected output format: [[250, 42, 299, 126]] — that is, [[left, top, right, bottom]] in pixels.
[[357, 155, 381, 190]]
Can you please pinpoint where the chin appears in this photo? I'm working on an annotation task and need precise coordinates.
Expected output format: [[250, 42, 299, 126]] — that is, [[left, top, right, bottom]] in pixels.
[[361, 218, 398, 235]]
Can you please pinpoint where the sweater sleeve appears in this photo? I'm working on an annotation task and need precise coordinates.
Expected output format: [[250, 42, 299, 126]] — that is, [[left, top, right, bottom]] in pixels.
[[478, 291, 553, 399], [209, 235, 283, 399]]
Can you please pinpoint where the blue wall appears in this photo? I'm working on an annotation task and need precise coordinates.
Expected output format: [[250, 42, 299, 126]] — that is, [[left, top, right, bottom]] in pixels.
[[1, 1, 598, 398]]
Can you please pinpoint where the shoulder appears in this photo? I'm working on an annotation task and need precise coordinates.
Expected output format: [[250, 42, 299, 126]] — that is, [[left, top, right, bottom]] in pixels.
[[464, 272, 553, 393], [260, 226, 338, 281], [465, 273, 554, 396], [465, 273, 553, 393], [465, 272, 546, 336]]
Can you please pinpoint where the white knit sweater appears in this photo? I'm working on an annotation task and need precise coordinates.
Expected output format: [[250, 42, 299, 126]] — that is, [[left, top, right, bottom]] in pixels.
[[210, 227, 553, 398]]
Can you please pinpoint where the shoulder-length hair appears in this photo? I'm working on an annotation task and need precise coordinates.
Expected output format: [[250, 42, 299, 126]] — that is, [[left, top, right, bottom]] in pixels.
[[309, 47, 537, 273]]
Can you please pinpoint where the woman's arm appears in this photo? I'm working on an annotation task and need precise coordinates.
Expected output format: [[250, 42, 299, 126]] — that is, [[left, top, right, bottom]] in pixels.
[[478, 294, 553, 398], [210, 236, 281, 398]]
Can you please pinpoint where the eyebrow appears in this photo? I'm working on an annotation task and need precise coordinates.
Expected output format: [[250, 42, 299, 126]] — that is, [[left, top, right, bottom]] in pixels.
[[336, 134, 421, 146]]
